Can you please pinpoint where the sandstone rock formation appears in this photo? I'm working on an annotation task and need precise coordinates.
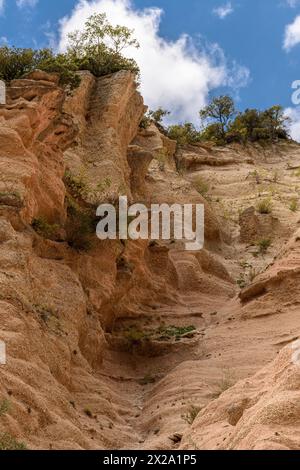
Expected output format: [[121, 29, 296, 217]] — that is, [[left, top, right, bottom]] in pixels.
[[0, 69, 300, 450]]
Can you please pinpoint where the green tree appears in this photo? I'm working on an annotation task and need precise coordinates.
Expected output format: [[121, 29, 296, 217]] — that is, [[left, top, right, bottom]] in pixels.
[[262, 105, 290, 141], [0, 46, 36, 81], [167, 122, 201, 145], [199, 95, 236, 139], [67, 13, 140, 77], [227, 108, 261, 143], [148, 108, 170, 126], [0, 46, 80, 88]]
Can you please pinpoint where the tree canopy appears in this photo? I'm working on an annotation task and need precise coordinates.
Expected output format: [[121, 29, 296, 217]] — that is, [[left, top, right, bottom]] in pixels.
[[0, 13, 140, 88]]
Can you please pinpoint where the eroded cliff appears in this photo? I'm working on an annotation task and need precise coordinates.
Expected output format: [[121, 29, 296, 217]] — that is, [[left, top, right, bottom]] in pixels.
[[0, 70, 300, 450]]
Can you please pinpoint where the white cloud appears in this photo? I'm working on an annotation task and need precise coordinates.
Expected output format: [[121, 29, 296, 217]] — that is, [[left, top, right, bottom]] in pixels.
[[284, 107, 300, 141], [16, 0, 39, 8], [213, 2, 234, 19], [58, 0, 249, 123], [286, 0, 300, 7], [0, 0, 5, 15], [284, 15, 300, 50]]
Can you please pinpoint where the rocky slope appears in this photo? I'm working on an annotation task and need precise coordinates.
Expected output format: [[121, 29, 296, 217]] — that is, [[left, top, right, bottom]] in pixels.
[[0, 69, 300, 450]]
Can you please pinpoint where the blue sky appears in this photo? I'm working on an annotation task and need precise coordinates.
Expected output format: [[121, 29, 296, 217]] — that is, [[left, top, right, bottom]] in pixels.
[[2, 0, 300, 132]]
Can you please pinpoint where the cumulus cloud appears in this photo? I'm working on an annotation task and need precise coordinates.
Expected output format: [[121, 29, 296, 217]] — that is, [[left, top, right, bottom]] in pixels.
[[284, 107, 300, 141], [58, 0, 249, 123], [286, 0, 300, 7], [16, 0, 38, 8], [213, 2, 234, 19], [284, 15, 300, 50]]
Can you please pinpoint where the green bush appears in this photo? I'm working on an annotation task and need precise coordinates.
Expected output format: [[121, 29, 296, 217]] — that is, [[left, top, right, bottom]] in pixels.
[[32, 217, 60, 240], [0, 46, 37, 81], [257, 238, 271, 255], [0, 433, 27, 450], [226, 106, 289, 144], [65, 197, 96, 251], [200, 122, 225, 145], [197, 97, 290, 146], [167, 122, 202, 145], [0, 46, 80, 89]]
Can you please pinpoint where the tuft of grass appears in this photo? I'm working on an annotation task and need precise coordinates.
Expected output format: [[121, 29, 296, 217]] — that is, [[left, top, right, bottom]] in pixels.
[[193, 177, 209, 198], [211, 370, 235, 399], [257, 238, 272, 255], [155, 325, 196, 342], [138, 374, 157, 386], [182, 405, 202, 425], [31, 217, 60, 240], [0, 399, 10, 416], [290, 198, 299, 213], [96, 178, 112, 194], [124, 324, 197, 349], [34, 304, 56, 323], [0, 433, 27, 450], [256, 198, 272, 215]]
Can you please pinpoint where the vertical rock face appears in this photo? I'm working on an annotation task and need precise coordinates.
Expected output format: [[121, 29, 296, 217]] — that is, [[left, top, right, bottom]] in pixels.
[[1, 68, 299, 451], [64, 70, 146, 204], [0, 68, 232, 449]]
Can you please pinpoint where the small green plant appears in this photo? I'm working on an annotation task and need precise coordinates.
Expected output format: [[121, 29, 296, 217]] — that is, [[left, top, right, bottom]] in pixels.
[[0, 433, 27, 450], [237, 276, 246, 289], [0, 399, 10, 416], [155, 325, 196, 342], [31, 217, 60, 240], [124, 328, 148, 348], [290, 198, 298, 213], [96, 178, 112, 194], [257, 238, 272, 255], [257, 198, 272, 215], [138, 374, 157, 386], [124, 324, 196, 349], [193, 177, 209, 198], [0, 190, 22, 208], [34, 304, 56, 323], [182, 405, 202, 425], [65, 197, 96, 251], [64, 170, 89, 200]]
